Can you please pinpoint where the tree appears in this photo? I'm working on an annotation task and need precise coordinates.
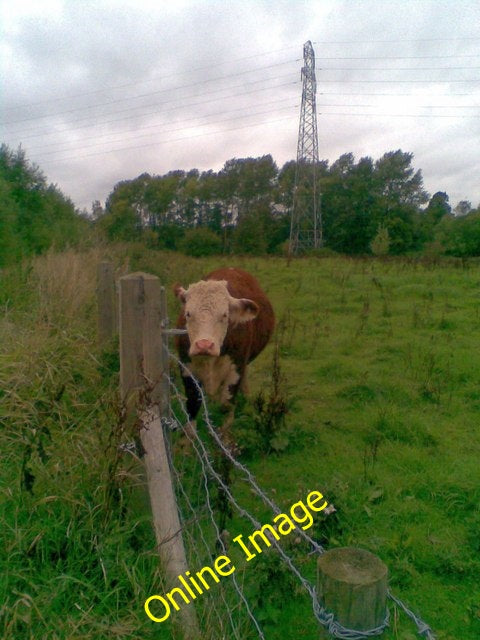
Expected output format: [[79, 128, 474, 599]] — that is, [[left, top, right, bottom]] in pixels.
[[371, 151, 429, 253], [454, 200, 472, 217], [276, 160, 297, 211], [417, 191, 452, 246], [96, 148, 475, 257], [0, 144, 84, 262], [0, 177, 21, 265], [437, 208, 480, 257], [91, 200, 104, 219], [426, 192, 451, 223], [197, 170, 222, 231], [232, 206, 270, 254], [322, 155, 377, 254], [220, 155, 277, 221], [374, 150, 428, 208], [97, 199, 140, 241]]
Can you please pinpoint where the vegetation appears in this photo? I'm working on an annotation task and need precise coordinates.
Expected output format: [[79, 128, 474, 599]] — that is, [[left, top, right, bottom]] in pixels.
[[1, 245, 480, 639], [97, 151, 480, 257], [1, 146, 479, 638], [1, 144, 480, 263], [0, 145, 87, 266]]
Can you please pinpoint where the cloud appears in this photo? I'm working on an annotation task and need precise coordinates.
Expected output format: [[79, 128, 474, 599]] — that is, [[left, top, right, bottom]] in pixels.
[[2, 0, 479, 210]]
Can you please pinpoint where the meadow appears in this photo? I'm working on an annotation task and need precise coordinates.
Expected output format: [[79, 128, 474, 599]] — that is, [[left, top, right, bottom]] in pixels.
[[1, 245, 479, 639]]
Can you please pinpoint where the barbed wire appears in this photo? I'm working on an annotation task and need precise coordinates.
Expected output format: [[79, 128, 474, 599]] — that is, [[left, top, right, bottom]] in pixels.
[[166, 355, 392, 639], [164, 434, 235, 638], [129, 331, 436, 639], [167, 385, 266, 640], [387, 591, 435, 640]]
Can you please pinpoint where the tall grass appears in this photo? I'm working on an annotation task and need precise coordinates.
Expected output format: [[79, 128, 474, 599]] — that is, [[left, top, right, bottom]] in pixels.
[[0, 247, 170, 640]]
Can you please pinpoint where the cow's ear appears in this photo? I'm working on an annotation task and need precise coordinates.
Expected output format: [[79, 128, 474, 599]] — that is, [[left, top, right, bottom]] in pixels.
[[173, 283, 187, 304], [229, 297, 259, 324]]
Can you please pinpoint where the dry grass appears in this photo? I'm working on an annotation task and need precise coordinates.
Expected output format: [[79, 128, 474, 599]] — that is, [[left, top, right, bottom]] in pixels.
[[32, 247, 103, 326]]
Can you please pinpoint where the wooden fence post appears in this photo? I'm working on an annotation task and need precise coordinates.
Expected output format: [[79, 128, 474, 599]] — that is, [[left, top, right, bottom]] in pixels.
[[317, 547, 388, 637], [97, 261, 117, 345], [119, 272, 199, 640]]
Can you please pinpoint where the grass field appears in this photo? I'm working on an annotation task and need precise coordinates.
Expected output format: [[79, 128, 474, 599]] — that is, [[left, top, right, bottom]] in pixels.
[[1, 245, 479, 639]]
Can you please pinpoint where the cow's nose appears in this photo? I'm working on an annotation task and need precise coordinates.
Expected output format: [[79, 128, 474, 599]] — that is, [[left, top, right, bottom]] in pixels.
[[194, 339, 215, 354]]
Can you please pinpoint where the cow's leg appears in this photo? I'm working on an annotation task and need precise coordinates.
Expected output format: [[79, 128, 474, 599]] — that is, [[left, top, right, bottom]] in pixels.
[[181, 373, 203, 440], [217, 365, 245, 451], [239, 365, 249, 395], [182, 374, 202, 420]]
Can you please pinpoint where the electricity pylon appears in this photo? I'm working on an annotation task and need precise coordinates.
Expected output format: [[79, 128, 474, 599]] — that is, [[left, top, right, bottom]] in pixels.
[[289, 40, 322, 254]]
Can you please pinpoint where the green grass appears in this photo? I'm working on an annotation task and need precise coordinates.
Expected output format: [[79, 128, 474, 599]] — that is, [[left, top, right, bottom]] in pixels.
[[1, 246, 480, 639]]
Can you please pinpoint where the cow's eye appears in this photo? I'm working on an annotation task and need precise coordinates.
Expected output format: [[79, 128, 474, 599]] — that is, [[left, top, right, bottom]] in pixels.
[[185, 311, 191, 319]]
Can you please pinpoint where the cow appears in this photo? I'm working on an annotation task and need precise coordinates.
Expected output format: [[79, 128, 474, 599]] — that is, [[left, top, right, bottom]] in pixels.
[[173, 267, 275, 428]]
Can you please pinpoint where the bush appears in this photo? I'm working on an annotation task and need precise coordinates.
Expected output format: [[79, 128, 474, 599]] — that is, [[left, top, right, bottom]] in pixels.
[[370, 225, 390, 256], [178, 227, 223, 257], [438, 211, 480, 257]]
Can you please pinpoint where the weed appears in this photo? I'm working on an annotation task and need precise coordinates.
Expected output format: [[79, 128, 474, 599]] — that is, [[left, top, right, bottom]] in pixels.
[[235, 339, 293, 456], [244, 547, 300, 627], [355, 296, 370, 336], [362, 429, 383, 483], [371, 275, 391, 317]]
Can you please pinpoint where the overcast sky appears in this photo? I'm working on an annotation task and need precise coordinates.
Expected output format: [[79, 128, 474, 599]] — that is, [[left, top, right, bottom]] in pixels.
[[1, 0, 479, 212]]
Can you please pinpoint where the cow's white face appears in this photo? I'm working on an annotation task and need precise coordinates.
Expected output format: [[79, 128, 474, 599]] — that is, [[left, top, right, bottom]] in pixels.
[[174, 280, 258, 357]]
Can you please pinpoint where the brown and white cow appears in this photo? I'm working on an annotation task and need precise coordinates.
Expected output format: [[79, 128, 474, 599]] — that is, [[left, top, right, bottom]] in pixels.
[[174, 267, 275, 422]]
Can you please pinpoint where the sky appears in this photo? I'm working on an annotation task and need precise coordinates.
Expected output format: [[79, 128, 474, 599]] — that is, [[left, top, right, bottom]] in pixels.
[[1, 0, 479, 213]]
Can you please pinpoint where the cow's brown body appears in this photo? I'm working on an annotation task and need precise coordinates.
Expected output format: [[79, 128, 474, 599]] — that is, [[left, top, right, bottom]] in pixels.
[[175, 267, 275, 420]]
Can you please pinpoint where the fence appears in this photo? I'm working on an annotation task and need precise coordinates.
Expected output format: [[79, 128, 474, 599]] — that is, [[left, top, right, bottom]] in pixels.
[[97, 264, 436, 640]]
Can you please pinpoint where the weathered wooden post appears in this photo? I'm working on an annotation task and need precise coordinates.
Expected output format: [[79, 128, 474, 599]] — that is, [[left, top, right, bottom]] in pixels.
[[317, 547, 388, 637], [97, 261, 117, 344], [119, 272, 199, 640]]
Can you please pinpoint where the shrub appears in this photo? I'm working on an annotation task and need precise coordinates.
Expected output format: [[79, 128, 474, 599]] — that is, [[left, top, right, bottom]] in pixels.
[[178, 227, 223, 257], [370, 225, 391, 256]]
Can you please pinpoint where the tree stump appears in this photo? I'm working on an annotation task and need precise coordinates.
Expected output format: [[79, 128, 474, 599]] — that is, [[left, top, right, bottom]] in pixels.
[[317, 547, 388, 635]]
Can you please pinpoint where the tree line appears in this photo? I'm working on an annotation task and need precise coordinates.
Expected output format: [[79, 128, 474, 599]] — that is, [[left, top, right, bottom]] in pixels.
[[96, 151, 479, 257], [1, 143, 479, 266]]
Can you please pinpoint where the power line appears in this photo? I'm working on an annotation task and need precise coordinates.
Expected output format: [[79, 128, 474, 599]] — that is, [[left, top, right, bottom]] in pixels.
[[18, 95, 299, 144], [12, 84, 477, 145], [21, 90, 477, 160], [38, 114, 298, 165], [313, 36, 480, 44], [6, 74, 298, 132], [23, 99, 476, 162], [318, 66, 480, 71], [3, 58, 300, 121], [320, 91, 475, 96], [4, 57, 478, 125], [318, 54, 480, 60], [319, 102, 478, 109], [319, 111, 479, 118], [25, 101, 299, 155], [3, 45, 302, 110], [6, 67, 476, 135], [5, 36, 478, 181], [7, 77, 300, 138], [319, 78, 479, 83], [4, 71, 299, 130], [5, 44, 476, 112]]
